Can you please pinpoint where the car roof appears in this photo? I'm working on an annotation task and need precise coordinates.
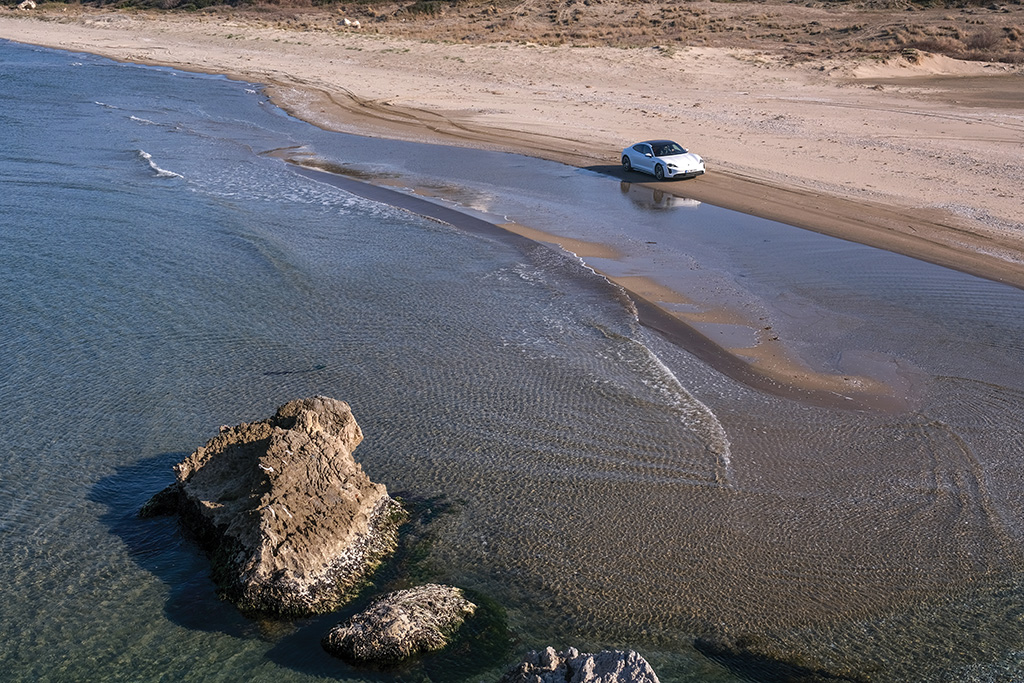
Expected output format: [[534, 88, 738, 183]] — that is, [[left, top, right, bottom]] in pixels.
[[641, 139, 679, 146]]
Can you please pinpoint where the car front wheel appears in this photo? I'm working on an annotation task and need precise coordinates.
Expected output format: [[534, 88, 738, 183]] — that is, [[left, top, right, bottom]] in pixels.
[[654, 164, 665, 181], [622, 156, 632, 172]]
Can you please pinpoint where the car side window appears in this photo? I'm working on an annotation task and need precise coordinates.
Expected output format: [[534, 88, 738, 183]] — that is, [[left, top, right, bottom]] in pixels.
[[632, 144, 646, 153]]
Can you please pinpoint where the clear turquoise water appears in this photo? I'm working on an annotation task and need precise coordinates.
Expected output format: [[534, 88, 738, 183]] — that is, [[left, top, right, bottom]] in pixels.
[[4, 39, 1024, 682]]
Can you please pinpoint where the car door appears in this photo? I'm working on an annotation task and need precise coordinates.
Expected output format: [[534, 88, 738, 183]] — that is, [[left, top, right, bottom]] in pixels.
[[632, 143, 654, 174]]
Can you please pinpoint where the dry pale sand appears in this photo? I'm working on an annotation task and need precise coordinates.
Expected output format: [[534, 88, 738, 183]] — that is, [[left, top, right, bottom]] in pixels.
[[1, 6, 1022, 405]]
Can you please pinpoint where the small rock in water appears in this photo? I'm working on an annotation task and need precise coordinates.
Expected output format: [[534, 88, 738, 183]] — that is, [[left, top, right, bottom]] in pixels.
[[499, 647, 661, 683], [321, 584, 477, 663]]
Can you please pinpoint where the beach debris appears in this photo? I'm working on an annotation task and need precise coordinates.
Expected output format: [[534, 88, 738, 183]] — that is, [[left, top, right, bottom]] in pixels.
[[17, 0, 37, 9], [140, 396, 405, 616], [322, 584, 477, 663], [340, 17, 362, 28], [499, 647, 661, 683]]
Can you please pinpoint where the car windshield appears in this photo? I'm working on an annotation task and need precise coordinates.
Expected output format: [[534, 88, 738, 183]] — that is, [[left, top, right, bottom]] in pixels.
[[653, 142, 686, 156]]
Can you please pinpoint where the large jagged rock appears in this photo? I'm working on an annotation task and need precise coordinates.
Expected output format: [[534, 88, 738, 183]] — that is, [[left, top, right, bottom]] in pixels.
[[499, 647, 661, 683], [141, 396, 405, 616], [322, 583, 477, 663]]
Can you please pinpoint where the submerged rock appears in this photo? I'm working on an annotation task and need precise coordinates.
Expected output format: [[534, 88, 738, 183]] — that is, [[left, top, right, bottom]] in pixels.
[[322, 583, 477, 663], [499, 647, 661, 683], [141, 396, 405, 616]]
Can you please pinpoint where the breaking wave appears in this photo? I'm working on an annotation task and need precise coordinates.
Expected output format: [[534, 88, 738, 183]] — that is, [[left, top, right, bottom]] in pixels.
[[499, 247, 734, 488], [641, 336, 734, 484], [136, 149, 183, 179]]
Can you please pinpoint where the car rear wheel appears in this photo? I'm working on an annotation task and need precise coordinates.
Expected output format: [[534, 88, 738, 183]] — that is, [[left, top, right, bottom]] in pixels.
[[621, 156, 632, 172], [654, 164, 665, 181]]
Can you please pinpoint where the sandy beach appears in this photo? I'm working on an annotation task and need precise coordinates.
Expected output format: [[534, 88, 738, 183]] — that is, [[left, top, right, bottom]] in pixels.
[[1, 6, 1021, 282], [1, 4, 1021, 403]]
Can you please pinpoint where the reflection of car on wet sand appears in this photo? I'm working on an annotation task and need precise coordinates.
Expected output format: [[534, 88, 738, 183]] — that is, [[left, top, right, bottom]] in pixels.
[[621, 140, 706, 180], [620, 182, 701, 210]]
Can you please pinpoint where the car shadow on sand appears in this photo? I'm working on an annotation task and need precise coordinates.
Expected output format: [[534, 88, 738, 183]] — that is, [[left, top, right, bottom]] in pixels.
[[584, 163, 702, 182], [585, 163, 648, 181]]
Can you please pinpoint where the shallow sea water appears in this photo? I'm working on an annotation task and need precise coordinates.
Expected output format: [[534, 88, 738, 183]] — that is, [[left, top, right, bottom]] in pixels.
[[3, 40, 1024, 682]]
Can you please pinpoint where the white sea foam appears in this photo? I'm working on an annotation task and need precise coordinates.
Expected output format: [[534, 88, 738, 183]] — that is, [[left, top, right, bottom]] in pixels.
[[129, 115, 159, 126], [136, 149, 183, 179], [641, 340, 735, 486], [555, 262, 733, 482], [499, 253, 734, 487], [583, 275, 734, 479]]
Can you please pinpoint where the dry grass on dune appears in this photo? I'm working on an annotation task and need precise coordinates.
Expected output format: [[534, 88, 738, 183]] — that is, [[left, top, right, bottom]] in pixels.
[[18, 0, 1022, 63], [339, 0, 1024, 63]]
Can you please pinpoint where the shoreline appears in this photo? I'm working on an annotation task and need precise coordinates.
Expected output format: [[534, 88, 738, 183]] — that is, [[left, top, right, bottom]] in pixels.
[[290, 159, 911, 412], [266, 78, 1024, 291], [9, 33, 1024, 682], [0, 10, 1021, 287], [2, 8, 1021, 407]]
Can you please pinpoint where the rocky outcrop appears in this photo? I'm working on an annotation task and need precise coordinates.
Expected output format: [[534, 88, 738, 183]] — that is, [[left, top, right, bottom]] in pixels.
[[141, 396, 405, 616], [322, 583, 477, 663], [499, 647, 661, 683]]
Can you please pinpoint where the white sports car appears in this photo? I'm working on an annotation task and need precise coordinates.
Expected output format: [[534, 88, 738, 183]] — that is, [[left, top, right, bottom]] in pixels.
[[621, 140, 705, 180]]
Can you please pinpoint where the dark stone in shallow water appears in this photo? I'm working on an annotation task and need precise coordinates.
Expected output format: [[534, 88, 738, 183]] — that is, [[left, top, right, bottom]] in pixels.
[[321, 583, 476, 663], [499, 647, 661, 683], [694, 635, 870, 683], [140, 396, 405, 617]]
